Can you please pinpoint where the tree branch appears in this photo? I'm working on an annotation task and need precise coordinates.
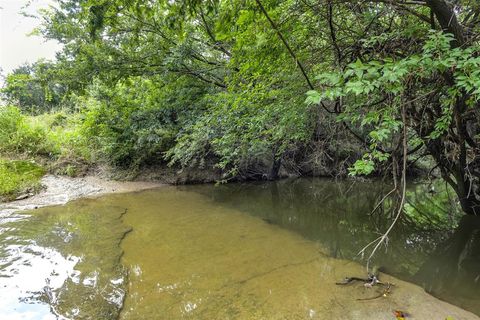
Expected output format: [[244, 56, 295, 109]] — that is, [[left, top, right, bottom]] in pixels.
[[254, 0, 315, 90], [425, 0, 466, 47]]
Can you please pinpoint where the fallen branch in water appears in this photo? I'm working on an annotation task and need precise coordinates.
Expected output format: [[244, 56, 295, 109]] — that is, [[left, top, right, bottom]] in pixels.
[[335, 273, 394, 301], [335, 276, 370, 285], [356, 282, 393, 301]]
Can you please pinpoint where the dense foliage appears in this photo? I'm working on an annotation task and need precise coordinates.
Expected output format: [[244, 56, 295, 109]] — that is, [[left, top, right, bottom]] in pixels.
[[1, 0, 480, 215], [1, 62, 68, 114], [0, 159, 45, 201]]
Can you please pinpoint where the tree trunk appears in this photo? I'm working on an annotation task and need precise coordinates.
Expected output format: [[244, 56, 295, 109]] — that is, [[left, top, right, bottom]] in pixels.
[[414, 215, 480, 300], [423, 1, 480, 215], [426, 0, 466, 47], [267, 157, 282, 181]]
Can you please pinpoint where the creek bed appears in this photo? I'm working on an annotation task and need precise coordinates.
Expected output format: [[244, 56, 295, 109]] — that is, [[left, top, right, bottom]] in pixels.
[[0, 178, 479, 319]]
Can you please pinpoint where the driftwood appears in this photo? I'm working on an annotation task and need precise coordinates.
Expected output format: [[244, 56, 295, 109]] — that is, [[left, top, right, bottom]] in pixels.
[[336, 273, 394, 301]]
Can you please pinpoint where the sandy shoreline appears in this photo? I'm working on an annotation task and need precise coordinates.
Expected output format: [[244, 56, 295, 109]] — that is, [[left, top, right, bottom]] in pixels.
[[0, 174, 164, 215]]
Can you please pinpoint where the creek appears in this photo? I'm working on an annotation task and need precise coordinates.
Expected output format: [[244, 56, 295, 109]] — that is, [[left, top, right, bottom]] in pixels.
[[0, 178, 479, 319]]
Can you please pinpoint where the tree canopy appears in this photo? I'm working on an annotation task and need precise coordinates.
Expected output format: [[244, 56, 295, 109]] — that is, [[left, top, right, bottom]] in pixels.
[[2, 0, 480, 215]]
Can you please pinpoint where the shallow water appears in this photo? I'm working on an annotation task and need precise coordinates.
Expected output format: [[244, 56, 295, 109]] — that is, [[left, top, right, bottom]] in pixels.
[[0, 178, 479, 319], [0, 200, 129, 319]]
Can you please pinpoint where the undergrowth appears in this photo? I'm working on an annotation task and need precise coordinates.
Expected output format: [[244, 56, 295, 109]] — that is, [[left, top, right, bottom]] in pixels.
[[0, 106, 92, 176], [0, 159, 46, 201]]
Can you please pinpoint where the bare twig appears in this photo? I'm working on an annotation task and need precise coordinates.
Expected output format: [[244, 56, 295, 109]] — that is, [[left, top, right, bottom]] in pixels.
[[358, 103, 408, 274], [369, 187, 397, 216]]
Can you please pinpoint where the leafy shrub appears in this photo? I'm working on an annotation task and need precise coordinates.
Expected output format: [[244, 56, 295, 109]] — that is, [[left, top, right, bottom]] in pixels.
[[168, 83, 314, 177], [79, 77, 204, 169], [0, 62, 68, 114]]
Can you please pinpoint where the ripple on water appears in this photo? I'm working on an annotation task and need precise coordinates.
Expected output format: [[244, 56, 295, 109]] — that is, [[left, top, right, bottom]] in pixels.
[[0, 200, 130, 319], [0, 180, 479, 319]]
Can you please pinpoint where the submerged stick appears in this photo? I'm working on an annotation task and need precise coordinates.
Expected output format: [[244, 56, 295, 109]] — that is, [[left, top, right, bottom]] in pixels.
[[356, 283, 393, 301]]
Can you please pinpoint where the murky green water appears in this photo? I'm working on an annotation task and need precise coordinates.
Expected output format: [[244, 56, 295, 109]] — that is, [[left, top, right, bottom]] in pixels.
[[0, 178, 479, 319]]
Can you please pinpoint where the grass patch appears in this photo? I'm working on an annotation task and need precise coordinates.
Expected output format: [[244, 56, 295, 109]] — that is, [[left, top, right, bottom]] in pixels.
[[0, 159, 46, 201], [0, 106, 92, 176]]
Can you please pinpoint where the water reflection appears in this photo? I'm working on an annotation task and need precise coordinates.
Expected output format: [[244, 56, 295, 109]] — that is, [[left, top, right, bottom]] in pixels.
[[415, 215, 480, 313], [117, 188, 478, 319], [184, 178, 480, 315], [0, 200, 130, 319], [0, 243, 78, 320], [0, 178, 479, 319]]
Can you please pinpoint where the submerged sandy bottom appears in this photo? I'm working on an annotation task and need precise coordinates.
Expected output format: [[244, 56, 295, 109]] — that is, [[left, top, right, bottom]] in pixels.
[[110, 188, 479, 320]]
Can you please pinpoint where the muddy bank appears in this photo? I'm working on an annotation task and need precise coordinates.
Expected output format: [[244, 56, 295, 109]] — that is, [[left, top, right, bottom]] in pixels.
[[0, 174, 163, 215]]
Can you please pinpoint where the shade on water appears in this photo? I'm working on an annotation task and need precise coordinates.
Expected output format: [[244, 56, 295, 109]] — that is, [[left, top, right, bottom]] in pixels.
[[0, 178, 479, 319]]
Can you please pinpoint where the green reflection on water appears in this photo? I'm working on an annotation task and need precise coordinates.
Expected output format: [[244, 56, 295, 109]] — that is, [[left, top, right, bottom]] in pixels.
[[0, 178, 479, 319], [177, 178, 479, 315]]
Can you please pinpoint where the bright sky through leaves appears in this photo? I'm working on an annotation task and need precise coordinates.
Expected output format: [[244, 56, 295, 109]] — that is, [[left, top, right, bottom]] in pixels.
[[0, 0, 61, 75]]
